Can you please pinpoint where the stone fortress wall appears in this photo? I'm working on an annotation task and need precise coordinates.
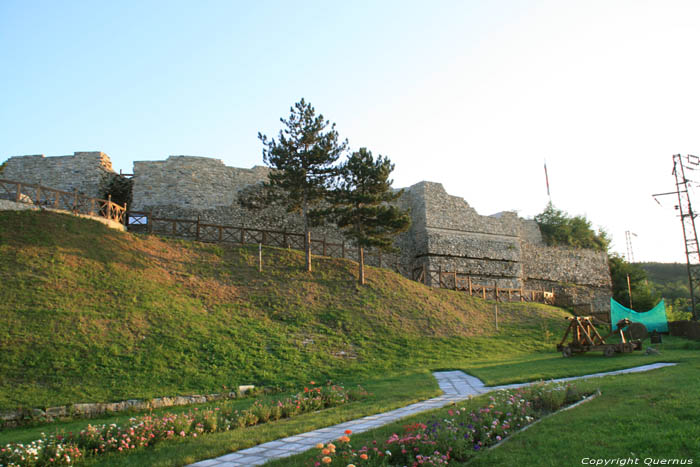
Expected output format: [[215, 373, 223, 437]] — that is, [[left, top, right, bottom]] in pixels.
[[2, 152, 114, 199], [1, 151, 613, 311]]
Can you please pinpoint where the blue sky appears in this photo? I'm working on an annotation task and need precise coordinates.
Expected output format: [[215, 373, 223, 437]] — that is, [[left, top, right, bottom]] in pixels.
[[2, 0, 700, 262]]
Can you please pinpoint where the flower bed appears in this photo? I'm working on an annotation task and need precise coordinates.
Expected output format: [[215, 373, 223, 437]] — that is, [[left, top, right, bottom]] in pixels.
[[311, 381, 588, 466], [0, 382, 367, 467]]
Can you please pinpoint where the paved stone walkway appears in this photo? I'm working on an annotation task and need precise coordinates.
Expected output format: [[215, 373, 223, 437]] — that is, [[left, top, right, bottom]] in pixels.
[[189, 362, 676, 466]]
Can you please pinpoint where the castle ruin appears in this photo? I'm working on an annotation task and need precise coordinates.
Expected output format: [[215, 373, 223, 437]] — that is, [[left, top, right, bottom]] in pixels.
[[1, 151, 612, 312]]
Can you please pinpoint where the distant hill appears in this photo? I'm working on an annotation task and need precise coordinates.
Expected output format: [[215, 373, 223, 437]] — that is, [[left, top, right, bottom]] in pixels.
[[637, 262, 691, 302]]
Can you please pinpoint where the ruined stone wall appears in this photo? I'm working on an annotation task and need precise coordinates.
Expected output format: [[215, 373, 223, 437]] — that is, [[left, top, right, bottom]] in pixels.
[[412, 182, 523, 288], [130, 158, 612, 304], [132, 156, 271, 211], [131, 156, 408, 273], [4, 152, 613, 308], [521, 243, 612, 312], [519, 219, 543, 245], [2, 152, 115, 199], [405, 181, 611, 308]]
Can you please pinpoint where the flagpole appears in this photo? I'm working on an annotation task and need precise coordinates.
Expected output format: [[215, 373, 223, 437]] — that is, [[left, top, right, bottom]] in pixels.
[[544, 160, 552, 204]]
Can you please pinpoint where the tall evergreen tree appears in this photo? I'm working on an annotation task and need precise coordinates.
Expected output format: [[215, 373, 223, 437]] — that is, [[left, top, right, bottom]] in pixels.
[[251, 98, 347, 272], [330, 148, 410, 285]]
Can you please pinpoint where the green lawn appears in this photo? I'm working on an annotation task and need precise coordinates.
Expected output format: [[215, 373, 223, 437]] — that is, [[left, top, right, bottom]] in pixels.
[[0, 210, 570, 410], [2, 211, 697, 466], [267, 336, 700, 467], [0, 372, 440, 466], [3, 339, 697, 466]]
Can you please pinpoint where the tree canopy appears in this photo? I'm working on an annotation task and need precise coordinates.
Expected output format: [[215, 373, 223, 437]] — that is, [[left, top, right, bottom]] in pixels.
[[246, 98, 348, 272], [329, 148, 411, 284], [608, 254, 661, 311], [534, 203, 610, 252]]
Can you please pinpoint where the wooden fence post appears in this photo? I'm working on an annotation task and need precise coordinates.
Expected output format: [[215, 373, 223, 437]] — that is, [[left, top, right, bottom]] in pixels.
[[323, 237, 327, 256], [468, 276, 473, 296], [453, 270, 457, 290], [422, 264, 427, 285], [240, 228, 245, 244], [438, 265, 443, 288], [196, 216, 200, 241], [494, 281, 498, 301], [16, 183, 21, 202]]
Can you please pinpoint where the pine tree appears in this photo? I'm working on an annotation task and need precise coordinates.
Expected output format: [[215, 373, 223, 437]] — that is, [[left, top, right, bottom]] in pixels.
[[252, 98, 347, 272], [330, 148, 410, 285]]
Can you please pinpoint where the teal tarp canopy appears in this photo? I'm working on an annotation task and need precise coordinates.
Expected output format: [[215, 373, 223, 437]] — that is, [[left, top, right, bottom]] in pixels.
[[610, 298, 668, 333]]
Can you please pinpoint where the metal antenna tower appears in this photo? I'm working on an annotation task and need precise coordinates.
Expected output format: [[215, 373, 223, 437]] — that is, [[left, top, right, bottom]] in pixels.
[[625, 230, 636, 263], [672, 154, 700, 320]]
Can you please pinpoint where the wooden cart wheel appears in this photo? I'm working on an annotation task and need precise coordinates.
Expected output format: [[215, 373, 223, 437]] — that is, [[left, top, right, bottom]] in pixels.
[[562, 346, 572, 358], [604, 346, 616, 357]]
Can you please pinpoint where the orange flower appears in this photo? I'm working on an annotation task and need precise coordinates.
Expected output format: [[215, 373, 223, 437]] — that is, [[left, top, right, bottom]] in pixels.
[[338, 435, 350, 443], [322, 456, 332, 464], [322, 448, 330, 455], [327, 443, 336, 450], [360, 453, 368, 460], [316, 443, 324, 449], [344, 429, 352, 435]]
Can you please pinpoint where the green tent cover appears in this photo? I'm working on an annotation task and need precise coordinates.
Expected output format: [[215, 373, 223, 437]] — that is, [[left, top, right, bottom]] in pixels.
[[610, 298, 668, 333]]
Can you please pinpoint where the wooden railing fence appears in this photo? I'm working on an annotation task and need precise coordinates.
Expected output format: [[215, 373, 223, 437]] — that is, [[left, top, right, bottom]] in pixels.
[[0, 179, 127, 224], [126, 211, 394, 269], [412, 264, 555, 304], [126, 212, 555, 305]]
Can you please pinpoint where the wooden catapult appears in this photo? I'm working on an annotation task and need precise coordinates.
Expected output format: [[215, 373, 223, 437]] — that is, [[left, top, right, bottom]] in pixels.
[[557, 316, 643, 357]]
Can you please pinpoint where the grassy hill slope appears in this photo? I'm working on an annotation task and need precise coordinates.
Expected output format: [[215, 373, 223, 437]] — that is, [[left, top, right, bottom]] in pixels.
[[0, 210, 569, 410]]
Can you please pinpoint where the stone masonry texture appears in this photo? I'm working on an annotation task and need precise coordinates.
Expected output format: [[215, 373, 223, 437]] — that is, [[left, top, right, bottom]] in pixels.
[[5, 152, 613, 312], [3, 152, 115, 199]]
